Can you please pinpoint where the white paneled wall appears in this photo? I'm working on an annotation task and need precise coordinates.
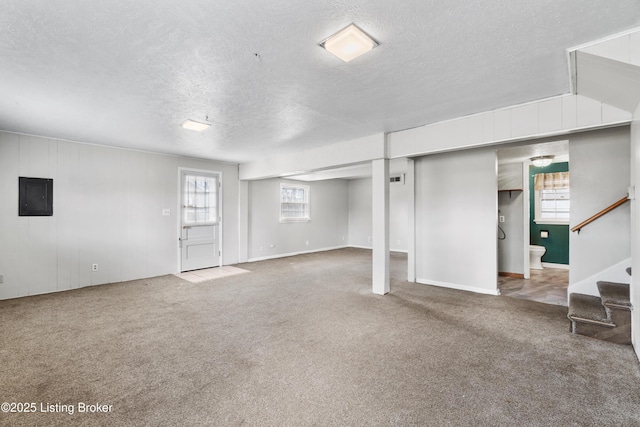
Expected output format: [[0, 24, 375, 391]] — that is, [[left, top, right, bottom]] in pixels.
[[414, 147, 498, 295], [0, 132, 239, 300], [389, 95, 631, 159], [631, 102, 640, 359], [347, 177, 409, 252], [347, 178, 372, 249], [581, 29, 640, 67], [247, 178, 348, 261], [568, 126, 631, 295]]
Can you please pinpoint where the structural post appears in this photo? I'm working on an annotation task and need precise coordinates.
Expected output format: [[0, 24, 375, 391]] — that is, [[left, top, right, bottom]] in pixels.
[[372, 158, 390, 295], [238, 180, 249, 263], [406, 158, 416, 282]]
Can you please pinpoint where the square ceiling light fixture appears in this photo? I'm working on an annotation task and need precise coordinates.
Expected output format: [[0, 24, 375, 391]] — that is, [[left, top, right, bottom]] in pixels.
[[320, 23, 379, 62], [181, 119, 210, 132]]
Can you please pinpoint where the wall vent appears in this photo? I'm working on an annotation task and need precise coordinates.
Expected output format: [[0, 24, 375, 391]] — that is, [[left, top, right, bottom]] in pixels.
[[389, 174, 405, 185]]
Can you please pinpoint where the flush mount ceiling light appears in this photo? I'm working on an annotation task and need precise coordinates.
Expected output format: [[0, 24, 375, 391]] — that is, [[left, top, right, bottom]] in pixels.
[[531, 155, 555, 167], [181, 119, 210, 132], [320, 23, 379, 63]]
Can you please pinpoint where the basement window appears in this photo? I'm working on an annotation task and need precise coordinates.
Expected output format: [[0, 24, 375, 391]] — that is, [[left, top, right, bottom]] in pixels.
[[534, 172, 570, 225], [280, 183, 310, 222]]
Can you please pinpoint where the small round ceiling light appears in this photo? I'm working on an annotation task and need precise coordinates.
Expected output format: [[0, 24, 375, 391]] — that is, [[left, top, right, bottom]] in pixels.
[[530, 155, 554, 167]]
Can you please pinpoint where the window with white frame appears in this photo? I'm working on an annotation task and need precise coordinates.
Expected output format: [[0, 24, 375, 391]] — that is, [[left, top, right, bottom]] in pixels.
[[183, 174, 218, 225], [534, 172, 570, 225], [280, 183, 310, 222]]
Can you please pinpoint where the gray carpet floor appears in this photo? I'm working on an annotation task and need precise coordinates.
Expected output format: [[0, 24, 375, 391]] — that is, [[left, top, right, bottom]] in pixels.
[[1, 248, 639, 426]]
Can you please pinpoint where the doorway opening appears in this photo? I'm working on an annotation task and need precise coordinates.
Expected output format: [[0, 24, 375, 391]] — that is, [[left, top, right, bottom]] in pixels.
[[497, 141, 570, 306]]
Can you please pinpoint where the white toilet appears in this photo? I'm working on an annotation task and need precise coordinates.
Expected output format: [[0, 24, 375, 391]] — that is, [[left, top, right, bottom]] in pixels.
[[529, 245, 546, 270]]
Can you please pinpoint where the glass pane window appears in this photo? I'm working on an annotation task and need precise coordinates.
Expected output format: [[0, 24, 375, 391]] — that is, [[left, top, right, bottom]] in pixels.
[[183, 174, 218, 224], [280, 184, 310, 222], [535, 188, 570, 224]]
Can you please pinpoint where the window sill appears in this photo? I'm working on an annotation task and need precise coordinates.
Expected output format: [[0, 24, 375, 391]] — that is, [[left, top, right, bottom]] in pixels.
[[534, 219, 569, 226], [279, 218, 310, 223]]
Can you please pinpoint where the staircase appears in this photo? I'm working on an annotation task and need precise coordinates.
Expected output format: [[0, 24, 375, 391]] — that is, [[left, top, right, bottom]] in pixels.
[[567, 268, 632, 344]]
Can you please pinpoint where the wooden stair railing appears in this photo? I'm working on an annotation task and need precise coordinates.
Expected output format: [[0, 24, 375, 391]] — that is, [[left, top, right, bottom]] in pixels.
[[571, 195, 629, 233]]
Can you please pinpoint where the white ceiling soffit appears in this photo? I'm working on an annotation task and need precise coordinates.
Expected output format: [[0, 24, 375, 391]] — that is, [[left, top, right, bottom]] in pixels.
[[288, 158, 408, 181], [575, 51, 640, 112], [0, 1, 638, 164]]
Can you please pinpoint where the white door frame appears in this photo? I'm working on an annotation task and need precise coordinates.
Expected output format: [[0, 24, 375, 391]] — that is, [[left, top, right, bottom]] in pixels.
[[522, 162, 531, 279], [177, 167, 223, 271]]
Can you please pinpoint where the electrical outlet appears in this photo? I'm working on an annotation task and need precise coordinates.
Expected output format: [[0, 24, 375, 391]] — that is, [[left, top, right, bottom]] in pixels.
[[92, 264, 99, 272], [162, 208, 171, 216], [499, 216, 505, 223]]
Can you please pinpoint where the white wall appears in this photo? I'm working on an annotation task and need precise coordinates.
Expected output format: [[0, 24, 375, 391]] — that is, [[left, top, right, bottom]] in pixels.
[[0, 132, 239, 300], [247, 178, 348, 260], [497, 163, 525, 275], [498, 189, 525, 275], [630, 102, 639, 359], [347, 177, 409, 252], [569, 127, 630, 289], [414, 147, 498, 295], [347, 178, 372, 249]]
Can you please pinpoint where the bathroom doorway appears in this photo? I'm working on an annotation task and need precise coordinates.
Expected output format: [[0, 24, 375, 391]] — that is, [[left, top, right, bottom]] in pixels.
[[496, 141, 570, 306]]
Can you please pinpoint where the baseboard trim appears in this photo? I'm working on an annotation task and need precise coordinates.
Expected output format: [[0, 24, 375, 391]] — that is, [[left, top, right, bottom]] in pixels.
[[415, 278, 500, 296], [344, 245, 408, 254], [348, 244, 371, 250], [248, 245, 349, 262], [499, 272, 525, 279], [542, 262, 570, 270]]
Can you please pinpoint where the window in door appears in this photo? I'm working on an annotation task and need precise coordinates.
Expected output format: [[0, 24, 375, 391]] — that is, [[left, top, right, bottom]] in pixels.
[[183, 174, 218, 225]]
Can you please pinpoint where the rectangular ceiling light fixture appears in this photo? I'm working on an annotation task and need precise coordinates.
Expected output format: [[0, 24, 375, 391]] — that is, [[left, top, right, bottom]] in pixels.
[[181, 119, 210, 132], [320, 23, 379, 63]]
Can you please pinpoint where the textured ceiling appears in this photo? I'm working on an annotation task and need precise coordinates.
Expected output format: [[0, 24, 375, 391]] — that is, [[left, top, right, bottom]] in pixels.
[[497, 140, 569, 165], [0, 1, 638, 164]]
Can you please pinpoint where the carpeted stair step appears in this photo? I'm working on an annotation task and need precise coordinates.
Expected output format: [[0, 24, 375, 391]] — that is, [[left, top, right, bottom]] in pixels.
[[567, 293, 611, 325], [568, 291, 631, 345], [626, 267, 632, 276], [597, 281, 631, 308]]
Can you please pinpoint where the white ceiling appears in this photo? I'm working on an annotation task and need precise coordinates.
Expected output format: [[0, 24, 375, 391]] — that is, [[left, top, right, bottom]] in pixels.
[[0, 1, 638, 164], [497, 140, 569, 165]]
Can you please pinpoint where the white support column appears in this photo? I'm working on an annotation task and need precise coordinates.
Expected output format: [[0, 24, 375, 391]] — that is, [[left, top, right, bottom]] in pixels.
[[406, 158, 416, 282], [372, 158, 390, 295], [238, 180, 249, 263]]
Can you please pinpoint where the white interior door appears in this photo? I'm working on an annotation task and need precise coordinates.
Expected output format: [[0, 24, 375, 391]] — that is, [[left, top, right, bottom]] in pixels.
[[180, 170, 220, 272]]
